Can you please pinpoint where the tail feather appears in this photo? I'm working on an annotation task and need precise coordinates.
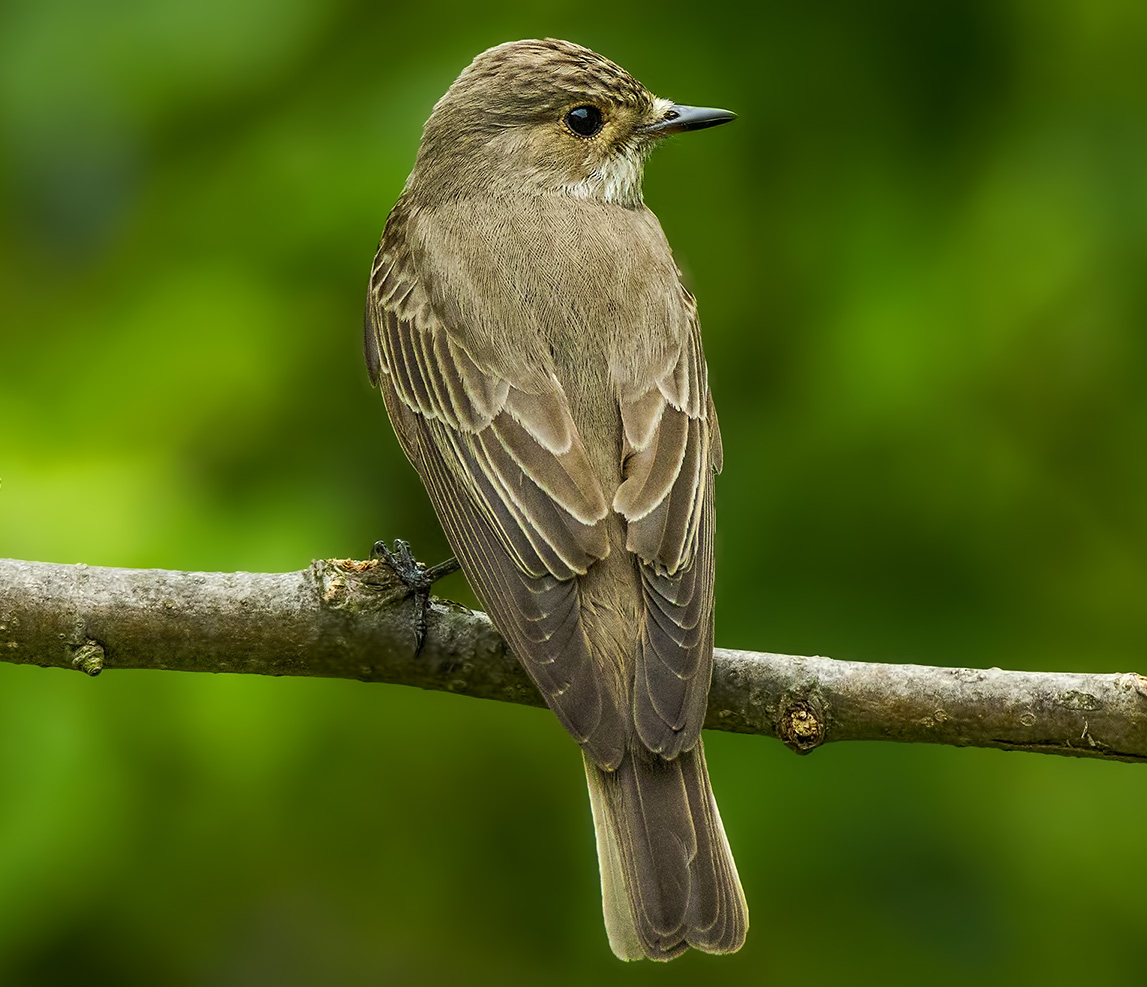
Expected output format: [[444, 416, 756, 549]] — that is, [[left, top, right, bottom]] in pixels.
[[583, 739, 748, 961]]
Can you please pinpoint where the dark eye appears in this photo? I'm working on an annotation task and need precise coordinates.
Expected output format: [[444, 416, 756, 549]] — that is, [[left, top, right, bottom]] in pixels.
[[565, 105, 603, 137]]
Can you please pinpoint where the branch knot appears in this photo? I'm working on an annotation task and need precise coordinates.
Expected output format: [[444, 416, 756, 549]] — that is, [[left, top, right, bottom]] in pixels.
[[71, 639, 105, 676], [778, 696, 826, 754]]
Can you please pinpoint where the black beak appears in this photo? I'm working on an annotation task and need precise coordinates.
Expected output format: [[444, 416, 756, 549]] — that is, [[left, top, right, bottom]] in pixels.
[[642, 104, 736, 136]]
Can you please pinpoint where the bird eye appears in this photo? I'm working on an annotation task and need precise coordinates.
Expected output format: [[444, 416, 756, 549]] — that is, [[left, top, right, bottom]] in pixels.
[[565, 105, 604, 138]]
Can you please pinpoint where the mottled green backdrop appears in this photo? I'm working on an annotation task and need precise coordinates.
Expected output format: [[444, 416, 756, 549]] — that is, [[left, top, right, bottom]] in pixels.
[[2, 1, 1145, 984]]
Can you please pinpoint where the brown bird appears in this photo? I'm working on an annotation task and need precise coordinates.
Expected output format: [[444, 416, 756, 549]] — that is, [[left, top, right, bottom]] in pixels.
[[364, 38, 746, 960]]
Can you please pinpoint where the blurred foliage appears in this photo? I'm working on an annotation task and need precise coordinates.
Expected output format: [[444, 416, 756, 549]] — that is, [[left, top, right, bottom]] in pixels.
[[2, 0, 1145, 984]]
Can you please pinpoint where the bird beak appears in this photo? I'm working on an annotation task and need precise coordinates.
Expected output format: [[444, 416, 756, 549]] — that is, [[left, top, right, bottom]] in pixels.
[[642, 104, 737, 136]]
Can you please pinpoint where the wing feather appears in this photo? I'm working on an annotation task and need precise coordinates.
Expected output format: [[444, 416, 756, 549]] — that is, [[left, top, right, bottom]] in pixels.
[[366, 219, 624, 767], [613, 406, 689, 524], [614, 309, 721, 758], [415, 413, 623, 766]]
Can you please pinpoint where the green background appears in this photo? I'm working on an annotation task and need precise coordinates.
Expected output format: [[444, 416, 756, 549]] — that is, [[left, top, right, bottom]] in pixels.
[[2, 1, 1145, 984]]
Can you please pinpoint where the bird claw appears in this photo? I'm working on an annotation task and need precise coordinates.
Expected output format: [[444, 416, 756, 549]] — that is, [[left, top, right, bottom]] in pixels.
[[372, 538, 429, 590], [370, 539, 461, 655]]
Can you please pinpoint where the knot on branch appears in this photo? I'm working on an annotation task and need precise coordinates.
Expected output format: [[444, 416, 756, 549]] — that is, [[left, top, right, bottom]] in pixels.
[[778, 696, 826, 754], [71, 639, 105, 676]]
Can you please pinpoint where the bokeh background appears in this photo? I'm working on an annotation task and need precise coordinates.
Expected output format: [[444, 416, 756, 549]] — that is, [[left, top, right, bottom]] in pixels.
[[2, 1, 1145, 984]]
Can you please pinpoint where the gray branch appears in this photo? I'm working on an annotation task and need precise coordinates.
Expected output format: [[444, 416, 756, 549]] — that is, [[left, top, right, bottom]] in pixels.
[[2, 557, 1145, 763]]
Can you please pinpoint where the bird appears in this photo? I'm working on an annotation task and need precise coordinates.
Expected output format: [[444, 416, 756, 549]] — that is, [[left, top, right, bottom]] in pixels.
[[363, 38, 746, 960]]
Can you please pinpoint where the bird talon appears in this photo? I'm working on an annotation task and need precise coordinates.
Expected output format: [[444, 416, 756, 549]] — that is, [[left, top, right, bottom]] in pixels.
[[371, 538, 459, 592], [369, 539, 461, 656], [372, 538, 429, 590]]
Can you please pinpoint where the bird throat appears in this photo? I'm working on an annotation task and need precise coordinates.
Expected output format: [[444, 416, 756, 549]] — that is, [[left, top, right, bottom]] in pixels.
[[562, 148, 647, 208]]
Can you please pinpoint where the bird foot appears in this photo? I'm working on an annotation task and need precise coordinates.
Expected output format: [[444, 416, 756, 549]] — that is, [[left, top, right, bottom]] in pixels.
[[370, 539, 461, 654], [371, 539, 460, 590]]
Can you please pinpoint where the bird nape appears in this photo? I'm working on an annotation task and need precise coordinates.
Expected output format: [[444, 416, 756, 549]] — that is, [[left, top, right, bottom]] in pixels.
[[363, 38, 745, 961]]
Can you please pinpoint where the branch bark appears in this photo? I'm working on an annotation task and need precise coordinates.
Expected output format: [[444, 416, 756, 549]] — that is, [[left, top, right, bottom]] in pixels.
[[2, 557, 1145, 763]]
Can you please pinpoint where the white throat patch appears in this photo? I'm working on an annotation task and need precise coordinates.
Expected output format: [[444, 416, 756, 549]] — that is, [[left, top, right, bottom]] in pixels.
[[563, 149, 646, 206]]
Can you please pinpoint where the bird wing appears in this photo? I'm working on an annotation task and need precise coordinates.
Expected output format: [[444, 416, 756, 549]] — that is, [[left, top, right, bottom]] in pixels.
[[365, 206, 627, 769], [613, 291, 722, 758]]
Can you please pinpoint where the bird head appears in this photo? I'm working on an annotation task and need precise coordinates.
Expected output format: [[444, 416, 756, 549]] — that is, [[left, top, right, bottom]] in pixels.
[[407, 39, 735, 208]]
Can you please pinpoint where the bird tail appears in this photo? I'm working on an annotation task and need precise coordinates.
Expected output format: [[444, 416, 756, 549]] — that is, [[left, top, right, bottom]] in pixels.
[[582, 738, 748, 960]]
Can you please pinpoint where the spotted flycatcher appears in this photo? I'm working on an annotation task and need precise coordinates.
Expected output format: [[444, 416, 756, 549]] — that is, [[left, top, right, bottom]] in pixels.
[[365, 38, 746, 960]]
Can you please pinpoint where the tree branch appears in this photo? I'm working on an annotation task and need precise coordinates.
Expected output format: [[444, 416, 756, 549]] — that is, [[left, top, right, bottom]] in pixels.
[[2, 557, 1145, 763]]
